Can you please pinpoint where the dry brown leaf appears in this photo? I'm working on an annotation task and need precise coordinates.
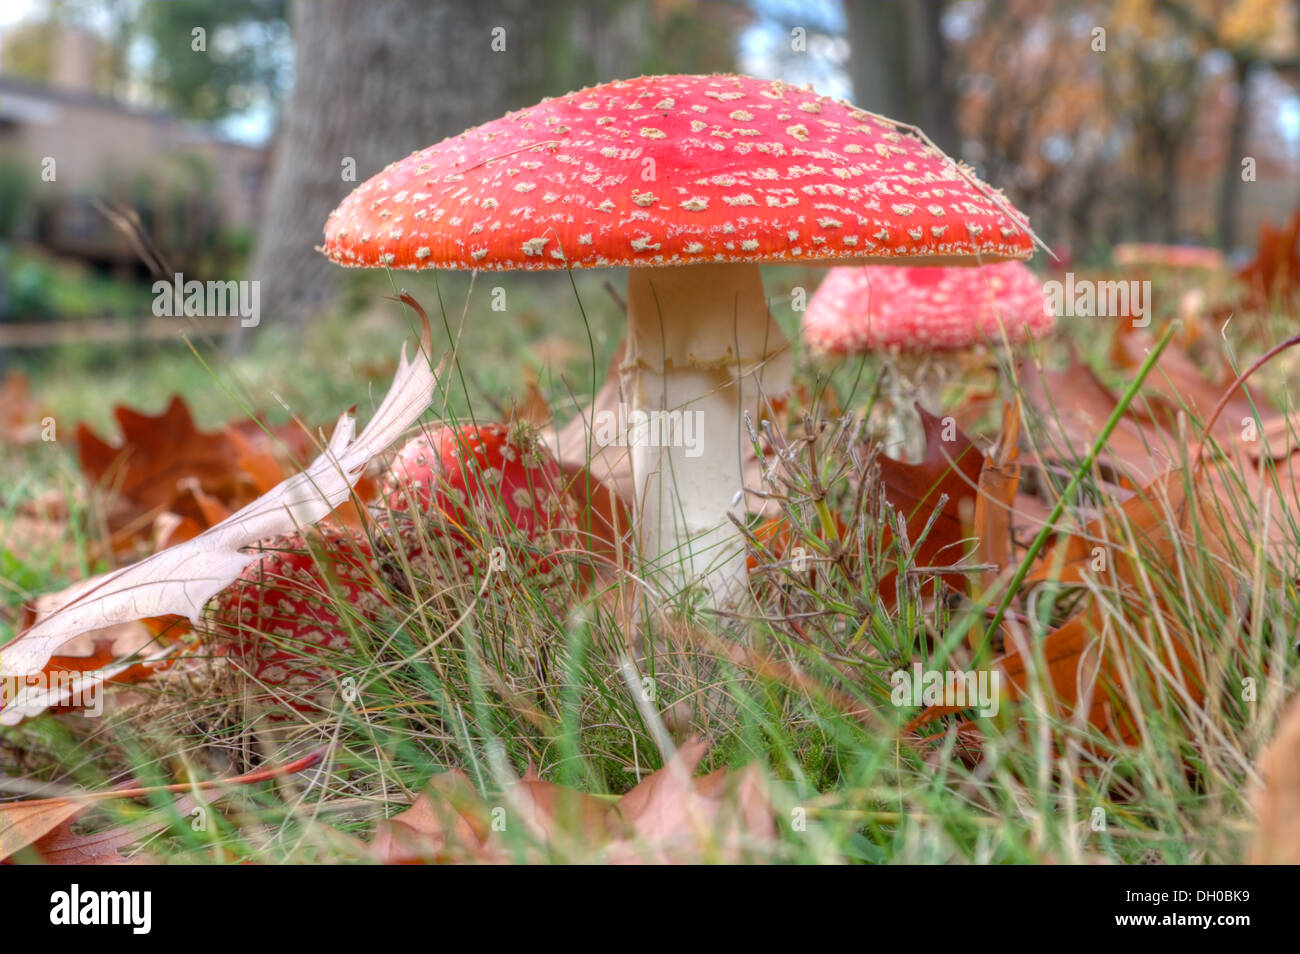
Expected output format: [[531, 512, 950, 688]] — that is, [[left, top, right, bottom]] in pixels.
[[1024, 467, 1236, 743], [76, 396, 261, 544], [0, 372, 46, 444], [1, 618, 188, 725], [993, 329, 1296, 746], [528, 335, 582, 370], [605, 737, 777, 864], [369, 770, 497, 864], [19, 793, 201, 865], [613, 737, 711, 827], [77, 391, 382, 552], [971, 400, 1023, 634], [1250, 695, 1300, 864], [1225, 447, 1300, 573], [0, 798, 85, 863], [364, 739, 779, 864], [876, 405, 984, 600], [1, 751, 320, 862], [1020, 352, 1177, 486], [227, 417, 327, 489], [512, 765, 626, 848], [513, 372, 554, 430], [1237, 210, 1300, 311], [1112, 328, 1298, 458], [19, 815, 149, 865], [226, 420, 376, 529], [1022, 333, 1298, 503], [912, 461, 1248, 746]]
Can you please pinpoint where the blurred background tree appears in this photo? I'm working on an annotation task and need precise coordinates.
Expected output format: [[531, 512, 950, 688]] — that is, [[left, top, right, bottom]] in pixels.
[[843, 0, 958, 154], [245, 0, 749, 330], [134, 0, 290, 122], [946, 0, 1298, 256], [1, 0, 290, 121], [1, 0, 131, 93], [1154, 0, 1300, 247], [0, 0, 1295, 330]]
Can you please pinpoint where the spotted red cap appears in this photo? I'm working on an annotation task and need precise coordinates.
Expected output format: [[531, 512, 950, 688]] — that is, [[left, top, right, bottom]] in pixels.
[[803, 261, 1053, 353], [378, 422, 578, 581], [322, 74, 1034, 271], [205, 527, 385, 711]]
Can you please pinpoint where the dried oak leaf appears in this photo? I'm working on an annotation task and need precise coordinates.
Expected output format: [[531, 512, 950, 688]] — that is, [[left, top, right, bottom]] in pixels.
[[1, 618, 189, 725], [2, 752, 319, 862], [971, 400, 1023, 618], [1022, 336, 1297, 498], [369, 770, 498, 864], [876, 405, 984, 600], [0, 372, 46, 444], [229, 416, 381, 527], [77, 396, 260, 536], [1019, 352, 1178, 487], [365, 739, 779, 864], [1110, 328, 1298, 457], [606, 738, 777, 864], [1237, 210, 1299, 311], [1250, 695, 1300, 864], [916, 465, 1245, 746]]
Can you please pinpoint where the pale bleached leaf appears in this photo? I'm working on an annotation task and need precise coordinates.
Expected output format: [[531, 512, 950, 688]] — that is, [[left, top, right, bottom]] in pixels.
[[0, 642, 178, 727], [0, 333, 438, 680]]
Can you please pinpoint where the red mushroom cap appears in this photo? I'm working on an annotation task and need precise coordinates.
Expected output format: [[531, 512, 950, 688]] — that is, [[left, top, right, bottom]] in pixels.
[[322, 74, 1034, 272], [803, 261, 1053, 353], [205, 527, 383, 710], [380, 423, 578, 581]]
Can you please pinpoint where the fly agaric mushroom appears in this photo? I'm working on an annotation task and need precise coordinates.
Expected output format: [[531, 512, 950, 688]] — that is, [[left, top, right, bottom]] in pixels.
[[1113, 243, 1225, 272], [205, 526, 385, 712], [379, 422, 578, 586], [803, 261, 1052, 457], [1113, 243, 1231, 329], [321, 74, 1036, 607]]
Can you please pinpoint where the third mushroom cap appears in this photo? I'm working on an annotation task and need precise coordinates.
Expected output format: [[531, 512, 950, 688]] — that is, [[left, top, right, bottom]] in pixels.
[[321, 73, 1037, 608]]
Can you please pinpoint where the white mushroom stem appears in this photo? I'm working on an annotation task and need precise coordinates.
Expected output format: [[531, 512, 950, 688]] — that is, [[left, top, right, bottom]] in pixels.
[[883, 352, 953, 462], [620, 262, 791, 608]]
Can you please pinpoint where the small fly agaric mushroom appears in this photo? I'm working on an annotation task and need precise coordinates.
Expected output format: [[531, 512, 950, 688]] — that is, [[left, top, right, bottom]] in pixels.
[[803, 261, 1052, 457], [321, 74, 1035, 607], [1113, 243, 1230, 329], [205, 526, 385, 712], [1113, 243, 1225, 272], [379, 422, 578, 586]]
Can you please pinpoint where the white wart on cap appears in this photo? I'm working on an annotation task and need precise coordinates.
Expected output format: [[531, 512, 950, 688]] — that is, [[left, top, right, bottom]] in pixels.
[[804, 261, 1053, 354], [322, 73, 1034, 271]]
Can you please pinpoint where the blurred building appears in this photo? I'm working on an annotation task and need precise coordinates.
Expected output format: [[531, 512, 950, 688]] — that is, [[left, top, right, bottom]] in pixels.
[[0, 25, 268, 272]]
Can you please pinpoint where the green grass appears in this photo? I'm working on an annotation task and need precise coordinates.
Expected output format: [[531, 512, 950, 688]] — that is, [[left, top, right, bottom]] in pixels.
[[1, 266, 1297, 864], [1, 247, 156, 322]]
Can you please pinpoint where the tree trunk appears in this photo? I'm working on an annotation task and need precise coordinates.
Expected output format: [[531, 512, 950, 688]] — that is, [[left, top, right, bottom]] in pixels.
[[844, 0, 911, 120], [845, 0, 955, 154], [905, 0, 957, 155], [244, 0, 550, 337], [1217, 59, 1251, 251]]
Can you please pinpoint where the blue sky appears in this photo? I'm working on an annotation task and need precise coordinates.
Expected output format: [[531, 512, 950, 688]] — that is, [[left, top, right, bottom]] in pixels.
[[738, 0, 852, 99]]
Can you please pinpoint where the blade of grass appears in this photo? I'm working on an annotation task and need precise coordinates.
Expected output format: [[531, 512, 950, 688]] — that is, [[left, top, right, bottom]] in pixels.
[[982, 323, 1177, 645]]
